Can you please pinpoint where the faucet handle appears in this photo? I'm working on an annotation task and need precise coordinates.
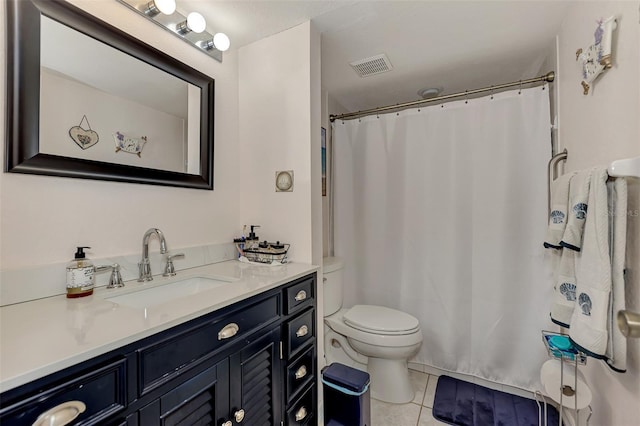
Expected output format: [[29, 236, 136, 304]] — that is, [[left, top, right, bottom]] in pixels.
[[97, 264, 125, 288], [163, 253, 185, 277], [108, 264, 124, 288]]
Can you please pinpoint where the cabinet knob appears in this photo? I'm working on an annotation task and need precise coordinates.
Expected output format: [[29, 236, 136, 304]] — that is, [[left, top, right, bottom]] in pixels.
[[296, 324, 309, 338], [221, 421, 232, 426], [294, 290, 307, 301], [32, 401, 86, 426], [234, 408, 245, 422], [218, 323, 239, 340], [295, 406, 308, 422], [294, 365, 307, 380]]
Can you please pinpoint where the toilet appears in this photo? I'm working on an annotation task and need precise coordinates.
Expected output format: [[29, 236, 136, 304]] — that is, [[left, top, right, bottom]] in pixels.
[[323, 256, 423, 404]]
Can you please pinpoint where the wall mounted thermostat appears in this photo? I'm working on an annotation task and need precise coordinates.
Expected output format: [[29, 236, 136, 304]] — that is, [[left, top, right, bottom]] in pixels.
[[275, 170, 294, 192]]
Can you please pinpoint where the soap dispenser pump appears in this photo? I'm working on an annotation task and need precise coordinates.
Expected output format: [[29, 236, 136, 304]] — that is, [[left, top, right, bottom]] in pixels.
[[66, 246, 95, 298], [246, 225, 260, 249]]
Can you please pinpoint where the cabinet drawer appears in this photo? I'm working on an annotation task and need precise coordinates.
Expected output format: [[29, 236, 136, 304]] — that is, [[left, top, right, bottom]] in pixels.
[[0, 358, 127, 426], [286, 384, 315, 426], [284, 275, 315, 315], [286, 346, 315, 403], [138, 293, 280, 395], [285, 309, 315, 359]]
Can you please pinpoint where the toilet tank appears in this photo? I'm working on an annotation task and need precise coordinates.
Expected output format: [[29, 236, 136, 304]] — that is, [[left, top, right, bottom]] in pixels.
[[323, 256, 345, 316]]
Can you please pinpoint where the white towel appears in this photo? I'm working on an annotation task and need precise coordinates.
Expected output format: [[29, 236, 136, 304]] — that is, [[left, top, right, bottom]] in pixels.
[[569, 168, 610, 357], [606, 177, 627, 372], [544, 172, 575, 249], [560, 169, 592, 251], [550, 248, 577, 328]]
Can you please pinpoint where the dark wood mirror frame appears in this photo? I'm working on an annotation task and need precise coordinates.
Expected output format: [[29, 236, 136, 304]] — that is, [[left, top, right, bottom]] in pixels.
[[5, 0, 214, 189]]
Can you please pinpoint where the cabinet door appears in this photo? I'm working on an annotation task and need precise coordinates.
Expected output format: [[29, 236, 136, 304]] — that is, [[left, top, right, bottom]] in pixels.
[[139, 358, 229, 426], [229, 329, 282, 426]]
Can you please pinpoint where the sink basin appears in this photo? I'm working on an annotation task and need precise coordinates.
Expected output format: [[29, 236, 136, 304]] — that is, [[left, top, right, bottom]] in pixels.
[[106, 277, 230, 309]]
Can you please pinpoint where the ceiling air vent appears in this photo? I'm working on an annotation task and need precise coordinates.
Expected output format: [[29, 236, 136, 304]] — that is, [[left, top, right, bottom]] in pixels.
[[350, 54, 393, 77]]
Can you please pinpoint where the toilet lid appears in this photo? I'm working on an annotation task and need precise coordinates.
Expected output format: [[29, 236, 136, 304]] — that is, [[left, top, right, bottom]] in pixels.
[[343, 305, 420, 335]]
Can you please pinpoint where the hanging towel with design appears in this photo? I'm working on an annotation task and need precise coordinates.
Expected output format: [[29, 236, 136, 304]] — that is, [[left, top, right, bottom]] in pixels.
[[544, 172, 575, 249], [569, 168, 610, 358], [550, 248, 577, 328], [560, 169, 592, 251]]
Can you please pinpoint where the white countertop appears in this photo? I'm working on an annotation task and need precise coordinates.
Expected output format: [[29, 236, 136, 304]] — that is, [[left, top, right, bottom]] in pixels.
[[0, 260, 318, 393]]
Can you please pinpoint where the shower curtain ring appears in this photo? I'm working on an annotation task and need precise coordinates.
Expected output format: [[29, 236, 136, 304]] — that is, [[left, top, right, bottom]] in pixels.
[[465, 90, 468, 104], [490, 86, 494, 100], [519, 80, 522, 94]]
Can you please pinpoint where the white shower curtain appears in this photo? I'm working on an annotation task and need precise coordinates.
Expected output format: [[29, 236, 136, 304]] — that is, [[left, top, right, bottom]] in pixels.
[[333, 86, 553, 390]]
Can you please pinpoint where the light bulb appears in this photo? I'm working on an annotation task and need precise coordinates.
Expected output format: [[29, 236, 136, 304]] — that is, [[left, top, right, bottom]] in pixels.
[[154, 0, 176, 15], [144, 0, 175, 16], [186, 12, 206, 33], [213, 33, 230, 51]]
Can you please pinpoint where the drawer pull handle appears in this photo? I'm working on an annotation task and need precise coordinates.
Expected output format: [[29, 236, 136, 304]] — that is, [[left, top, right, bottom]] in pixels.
[[294, 290, 307, 301], [218, 323, 239, 340], [234, 409, 245, 423], [296, 325, 309, 338], [294, 365, 307, 379], [32, 401, 86, 426], [295, 406, 308, 422], [222, 421, 232, 426]]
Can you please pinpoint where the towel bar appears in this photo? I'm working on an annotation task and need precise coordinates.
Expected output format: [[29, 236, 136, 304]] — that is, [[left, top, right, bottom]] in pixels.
[[608, 156, 640, 178], [548, 149, 568, 216]]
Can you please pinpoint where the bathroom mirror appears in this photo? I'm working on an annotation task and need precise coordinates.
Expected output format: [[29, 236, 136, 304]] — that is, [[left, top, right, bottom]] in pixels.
[[5, 0, 214, 189]]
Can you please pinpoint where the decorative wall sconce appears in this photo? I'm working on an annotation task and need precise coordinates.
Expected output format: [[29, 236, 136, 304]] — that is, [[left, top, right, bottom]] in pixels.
[[117, 0, 230, 62]]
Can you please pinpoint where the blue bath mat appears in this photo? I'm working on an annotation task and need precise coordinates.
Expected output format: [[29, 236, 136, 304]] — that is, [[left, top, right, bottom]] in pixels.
[[433, 375, 561, 426]]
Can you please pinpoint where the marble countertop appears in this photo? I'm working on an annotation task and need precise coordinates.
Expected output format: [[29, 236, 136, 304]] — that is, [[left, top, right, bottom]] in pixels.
[[0, 260, 318, 393]]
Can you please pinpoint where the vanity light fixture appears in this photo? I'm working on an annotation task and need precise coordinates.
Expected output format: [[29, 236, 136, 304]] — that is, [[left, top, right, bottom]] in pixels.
[[144, 0, 176, 17], [116, 0, 230, 62]]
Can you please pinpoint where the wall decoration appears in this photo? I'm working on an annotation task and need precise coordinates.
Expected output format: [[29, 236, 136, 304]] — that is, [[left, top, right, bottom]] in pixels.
[[321, 127, 327, 196], [275, 170, 294, 192], [68, 115, 99, 150], [575, 16, 617, 95], [114, 131, 147, 157]]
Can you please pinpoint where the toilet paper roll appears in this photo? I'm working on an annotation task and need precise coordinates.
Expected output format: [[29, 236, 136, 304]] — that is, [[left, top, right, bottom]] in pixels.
[[540, 359, 592, 409]]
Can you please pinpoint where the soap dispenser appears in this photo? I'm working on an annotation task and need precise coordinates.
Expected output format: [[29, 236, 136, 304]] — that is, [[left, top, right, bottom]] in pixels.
[[66, 246, 95, 298], [246, 225, 260, 250]]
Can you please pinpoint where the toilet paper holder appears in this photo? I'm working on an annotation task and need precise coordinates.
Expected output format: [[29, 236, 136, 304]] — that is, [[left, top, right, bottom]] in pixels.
[[540, 331, 591, 426]]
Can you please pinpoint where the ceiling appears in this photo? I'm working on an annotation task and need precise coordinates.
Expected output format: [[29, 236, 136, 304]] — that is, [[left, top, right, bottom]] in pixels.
[[180, 1, 572, 113]]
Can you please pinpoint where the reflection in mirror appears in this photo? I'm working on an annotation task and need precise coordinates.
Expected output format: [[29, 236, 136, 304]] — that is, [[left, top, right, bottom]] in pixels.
[[40, 16, 201, 175], [5, 0, 214, 189]]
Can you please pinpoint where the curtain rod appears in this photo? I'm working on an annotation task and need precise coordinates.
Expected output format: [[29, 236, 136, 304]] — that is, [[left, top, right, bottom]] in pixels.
[[329, 71, 555, 122]]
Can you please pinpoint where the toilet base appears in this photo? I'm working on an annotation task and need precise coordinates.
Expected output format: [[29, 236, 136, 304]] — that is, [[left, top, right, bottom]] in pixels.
[[368, 357, 414, 404]]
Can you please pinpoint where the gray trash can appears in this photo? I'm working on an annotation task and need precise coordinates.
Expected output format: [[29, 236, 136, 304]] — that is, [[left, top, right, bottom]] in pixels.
[[322, 363, 371, 426]]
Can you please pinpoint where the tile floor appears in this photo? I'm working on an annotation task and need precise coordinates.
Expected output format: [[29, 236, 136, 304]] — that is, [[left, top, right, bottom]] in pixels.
[[370, 370, 448, 426]]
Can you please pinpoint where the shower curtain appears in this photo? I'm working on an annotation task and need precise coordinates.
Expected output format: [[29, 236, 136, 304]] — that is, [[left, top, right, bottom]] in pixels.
[[333, 86, 552, 390]]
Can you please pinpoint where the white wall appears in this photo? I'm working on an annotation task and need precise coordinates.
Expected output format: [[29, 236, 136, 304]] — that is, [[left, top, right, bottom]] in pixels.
[[558, 2, 640, 424], [0, 0, 240, 271], [323, 92, 348, 257], [238, 21, 321, 265]]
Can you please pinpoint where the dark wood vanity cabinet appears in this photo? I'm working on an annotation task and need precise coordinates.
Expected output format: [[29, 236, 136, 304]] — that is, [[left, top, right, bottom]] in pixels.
[[0, 273, 317, 426]]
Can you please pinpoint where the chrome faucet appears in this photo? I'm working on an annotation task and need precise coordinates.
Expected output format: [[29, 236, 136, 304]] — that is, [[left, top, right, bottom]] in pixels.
[[138, 228, 168, 282]]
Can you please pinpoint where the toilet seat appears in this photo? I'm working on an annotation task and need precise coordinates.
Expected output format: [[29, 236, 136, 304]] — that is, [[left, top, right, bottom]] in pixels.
[[343, 305, 420, 335]]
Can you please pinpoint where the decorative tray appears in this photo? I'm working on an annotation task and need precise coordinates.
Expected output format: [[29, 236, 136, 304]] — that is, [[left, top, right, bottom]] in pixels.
[[236, 241, 289, 264]]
